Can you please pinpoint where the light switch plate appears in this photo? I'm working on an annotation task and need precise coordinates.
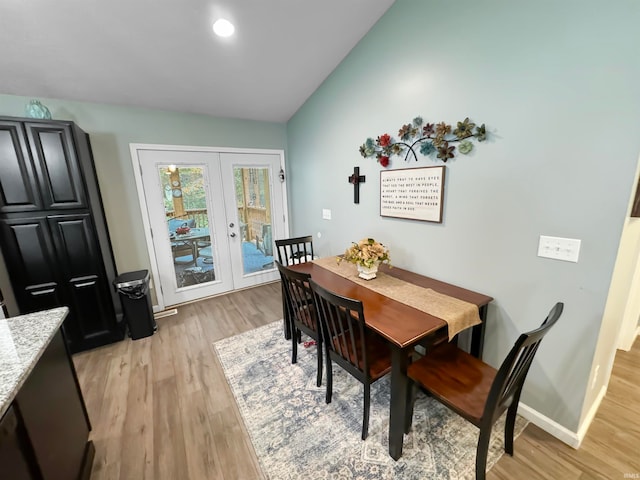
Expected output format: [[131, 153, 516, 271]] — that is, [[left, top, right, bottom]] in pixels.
[[322, 209, 331, 220], [537, 235, 581, 262]]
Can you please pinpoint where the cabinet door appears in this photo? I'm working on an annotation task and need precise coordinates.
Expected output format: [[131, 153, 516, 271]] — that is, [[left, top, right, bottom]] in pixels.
[[48, 214, 122, 352], [0, 216, 63, 313], [0, 120, 42, 213], [15, 330, 92, 480], [24, 122, 87, 210], [0, 405, 39, 480]]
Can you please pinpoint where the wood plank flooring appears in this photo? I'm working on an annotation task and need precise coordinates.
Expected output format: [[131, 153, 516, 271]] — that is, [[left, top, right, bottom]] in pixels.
[[489, 335, 640, 480], [73, 283, 640, 479]]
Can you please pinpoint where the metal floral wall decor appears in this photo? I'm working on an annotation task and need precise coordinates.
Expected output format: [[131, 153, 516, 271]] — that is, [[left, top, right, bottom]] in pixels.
[[359, 116, 487, 167]]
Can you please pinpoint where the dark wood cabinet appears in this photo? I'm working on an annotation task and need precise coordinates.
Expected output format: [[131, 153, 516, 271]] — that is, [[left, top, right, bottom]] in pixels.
[[1, 323, 94, 480], [0, 120, 42, 213], [0, 116, 124, 352], [0, 405, 39, 480], [16, 330, 94, 480], [24, 122, 88, 210]]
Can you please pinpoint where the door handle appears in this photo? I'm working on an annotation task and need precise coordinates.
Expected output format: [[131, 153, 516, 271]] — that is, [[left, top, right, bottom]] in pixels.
[[31, 288, 55, 296], [230, 232, 236, 237]]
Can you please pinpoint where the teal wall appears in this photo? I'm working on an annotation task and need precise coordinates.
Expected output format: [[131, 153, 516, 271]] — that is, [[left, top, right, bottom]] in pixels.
[[287, 0, 640, 431], [2, 0, 638, 437], [0, 94, 286, 284]]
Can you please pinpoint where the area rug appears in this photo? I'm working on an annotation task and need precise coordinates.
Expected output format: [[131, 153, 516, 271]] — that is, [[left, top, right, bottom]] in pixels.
[[213, 321, 528, 480]]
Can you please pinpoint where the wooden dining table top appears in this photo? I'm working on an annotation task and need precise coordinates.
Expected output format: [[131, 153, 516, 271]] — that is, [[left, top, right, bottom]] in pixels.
[[290, 260, 493, 349]]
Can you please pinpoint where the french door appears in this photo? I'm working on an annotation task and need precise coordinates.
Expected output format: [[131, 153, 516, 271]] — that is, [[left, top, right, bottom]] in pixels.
[[133, 145, 287, 309]]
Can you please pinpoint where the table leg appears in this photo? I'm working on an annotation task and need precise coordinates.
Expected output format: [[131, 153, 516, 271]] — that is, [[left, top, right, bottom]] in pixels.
[[389, 345, 410, 460], [470, 304, 488, 359]]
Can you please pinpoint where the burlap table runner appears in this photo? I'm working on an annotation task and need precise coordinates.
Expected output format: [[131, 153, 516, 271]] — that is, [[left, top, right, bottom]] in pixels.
[[313, 256, 481, 340]]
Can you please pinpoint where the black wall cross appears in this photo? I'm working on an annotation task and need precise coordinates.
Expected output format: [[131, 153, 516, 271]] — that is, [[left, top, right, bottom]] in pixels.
[[348, 166, 366, 204]]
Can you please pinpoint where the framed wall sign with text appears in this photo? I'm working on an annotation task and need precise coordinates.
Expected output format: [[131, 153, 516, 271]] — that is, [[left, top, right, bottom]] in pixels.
[[380, 166, 445, 223]]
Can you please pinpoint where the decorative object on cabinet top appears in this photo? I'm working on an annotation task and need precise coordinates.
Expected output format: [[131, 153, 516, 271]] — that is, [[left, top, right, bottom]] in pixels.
[[359, 116, 488, 167], [25, 99, 52, 119]]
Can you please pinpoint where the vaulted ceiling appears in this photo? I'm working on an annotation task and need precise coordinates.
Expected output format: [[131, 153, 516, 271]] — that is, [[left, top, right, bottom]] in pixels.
[[0, 0, 395, 122]]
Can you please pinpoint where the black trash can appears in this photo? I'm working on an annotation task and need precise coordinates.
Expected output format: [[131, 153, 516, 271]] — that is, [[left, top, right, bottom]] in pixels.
[[113, 270, 157, 340]]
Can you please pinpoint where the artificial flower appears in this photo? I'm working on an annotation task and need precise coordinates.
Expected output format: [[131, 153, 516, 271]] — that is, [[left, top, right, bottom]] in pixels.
[[453, 117, 476, 138], [437, 142, 456, 161], [378, 134, 391, 147], [359, 116, 488, 166], [458, 140, 473, 154], [420, 142, 435, 155], [475, 124, 487, 141], [339, 238, 390, 268]]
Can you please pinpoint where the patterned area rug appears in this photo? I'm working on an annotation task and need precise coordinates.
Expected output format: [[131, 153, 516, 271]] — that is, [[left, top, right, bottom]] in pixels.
[[213, 321, 528, 480]]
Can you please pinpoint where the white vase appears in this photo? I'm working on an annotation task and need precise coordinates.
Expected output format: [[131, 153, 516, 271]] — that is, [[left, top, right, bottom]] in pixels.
[[357, 262, 379, 280]]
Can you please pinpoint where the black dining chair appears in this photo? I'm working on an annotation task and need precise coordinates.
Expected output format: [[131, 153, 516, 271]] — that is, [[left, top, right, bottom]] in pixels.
[[309, 279, 392, 440], [275, 235, 314, 266], [406, 302, 564, 480], [276, 261, 323, 387], [275, 235, 315, 340]]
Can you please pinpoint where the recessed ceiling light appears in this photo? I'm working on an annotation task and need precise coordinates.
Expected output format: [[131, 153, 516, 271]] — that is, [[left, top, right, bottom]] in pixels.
[[213, 19, 235, 37]]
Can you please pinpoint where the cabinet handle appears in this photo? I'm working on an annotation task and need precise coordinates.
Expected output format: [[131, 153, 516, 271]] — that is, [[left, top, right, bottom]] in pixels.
[[75, 281, 96, 288], [31, 288, 55, 296]]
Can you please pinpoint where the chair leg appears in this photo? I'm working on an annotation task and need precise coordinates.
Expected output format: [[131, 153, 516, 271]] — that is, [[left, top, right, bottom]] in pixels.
[[505, 402, 518, 455], [362, 383, 371, 440], [291, 330, 298, 364], [281, 285, 291, 340], [315, 340, 323, 387], [325, 353, 333, 404], [476, 426, 492, 480], [283, 311, 291, 340]]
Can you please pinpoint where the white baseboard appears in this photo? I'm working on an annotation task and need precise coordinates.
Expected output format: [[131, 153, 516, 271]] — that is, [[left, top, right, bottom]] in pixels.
[[153, 308, 178, 319], [518, 385, 607, 449]]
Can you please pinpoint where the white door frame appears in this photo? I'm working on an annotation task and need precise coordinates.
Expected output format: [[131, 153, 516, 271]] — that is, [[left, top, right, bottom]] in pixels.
[[130, 143, 288, 312]]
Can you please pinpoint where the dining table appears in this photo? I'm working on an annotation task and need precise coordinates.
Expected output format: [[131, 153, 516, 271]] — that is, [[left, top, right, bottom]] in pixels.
[[290, 258, 493, 460], [170, 227, 211, 259]]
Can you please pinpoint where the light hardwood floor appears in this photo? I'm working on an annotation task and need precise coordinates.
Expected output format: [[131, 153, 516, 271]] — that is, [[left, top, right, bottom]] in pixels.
[[73, 283, 640, 479]]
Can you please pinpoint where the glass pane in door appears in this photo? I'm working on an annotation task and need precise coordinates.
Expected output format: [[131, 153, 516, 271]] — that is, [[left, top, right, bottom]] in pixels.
[[233, 167, 275, 275], [159, 165, 216, 288]]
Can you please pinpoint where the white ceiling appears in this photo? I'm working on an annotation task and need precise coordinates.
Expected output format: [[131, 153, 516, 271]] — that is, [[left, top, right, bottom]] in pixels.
[[0, 0, 395, 123]]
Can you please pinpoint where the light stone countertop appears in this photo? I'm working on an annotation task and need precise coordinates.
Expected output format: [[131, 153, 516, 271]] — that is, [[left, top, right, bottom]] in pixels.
[[0, 307, 69, 419]]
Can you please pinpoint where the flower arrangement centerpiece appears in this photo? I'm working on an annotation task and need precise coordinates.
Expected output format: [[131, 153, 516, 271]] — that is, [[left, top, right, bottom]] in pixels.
[[175, 225, 191, 235], [339, 238, 390, 280], [359, 116, 487, 168]]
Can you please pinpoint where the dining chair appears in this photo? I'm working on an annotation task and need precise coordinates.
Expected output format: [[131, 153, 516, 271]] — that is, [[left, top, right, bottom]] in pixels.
[[275, 235, 315, 265], [276, 261, 323, 387], [197, 241, 214, 264], [309, 279, 392, 440], [171, 240, 196, 266], [406, 302, 564, 480], [275, 235, 315, 340]]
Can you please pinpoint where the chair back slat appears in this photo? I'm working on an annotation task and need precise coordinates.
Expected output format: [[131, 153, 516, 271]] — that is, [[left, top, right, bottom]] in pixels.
[[275, 236, 314, 265], [310, 279, 369, 377], [483, 302, 564, 425], [276, 261, 315, 331]]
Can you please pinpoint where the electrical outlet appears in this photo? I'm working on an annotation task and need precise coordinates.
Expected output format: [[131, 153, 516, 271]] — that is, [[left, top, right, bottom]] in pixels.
[[322, 209, 332, 220], [537, 235, 581, 262]]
